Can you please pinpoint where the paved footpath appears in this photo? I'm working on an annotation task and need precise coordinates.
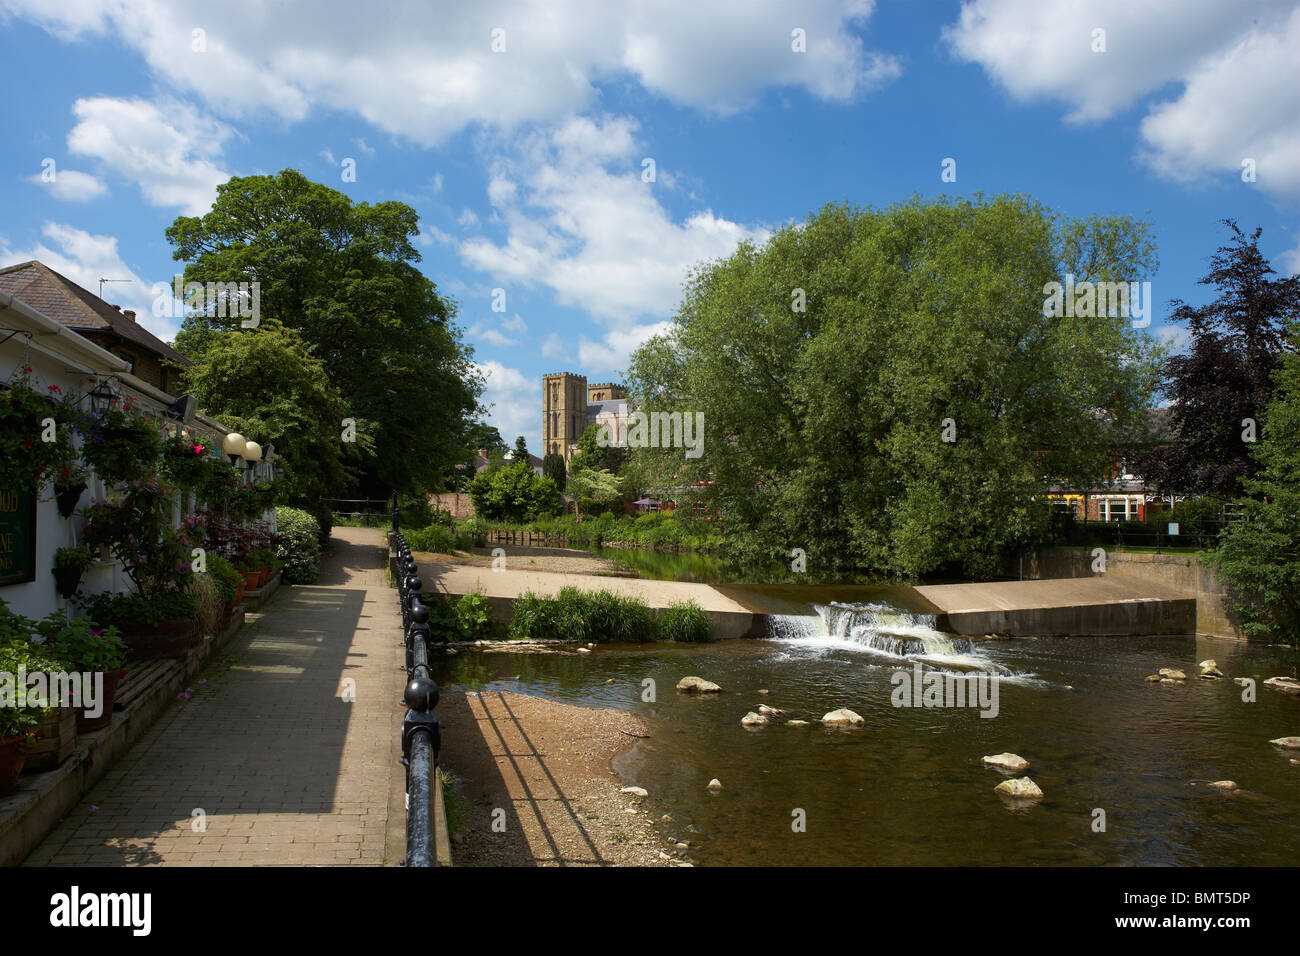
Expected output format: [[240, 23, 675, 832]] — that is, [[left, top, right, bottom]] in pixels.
[[25, 526, 406, 866]]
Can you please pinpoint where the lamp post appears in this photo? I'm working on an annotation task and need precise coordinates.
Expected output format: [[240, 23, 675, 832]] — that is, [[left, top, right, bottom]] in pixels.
[[223, 432, 247, 467], [88, 378, 119, 414]]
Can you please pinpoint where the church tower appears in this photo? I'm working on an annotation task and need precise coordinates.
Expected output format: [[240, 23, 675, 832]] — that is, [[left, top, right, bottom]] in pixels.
[[542, 372, 588, 464]]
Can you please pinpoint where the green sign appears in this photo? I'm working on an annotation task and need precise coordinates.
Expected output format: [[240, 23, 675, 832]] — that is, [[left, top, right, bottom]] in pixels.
[[0, 487, 37, 586]]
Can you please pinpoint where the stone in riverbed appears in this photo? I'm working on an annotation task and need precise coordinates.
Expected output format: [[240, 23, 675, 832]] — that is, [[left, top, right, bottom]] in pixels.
[[1145, 674, 1163, 683], [756, 704, 786, 716], [577, 647, 591, 653], [994, 777, 1043, 800], [1264, 676, 1300, 697], [741, 711, 769, 727], [1207, 780, 1237, 791], [787, 719, 810, 726], [1160, 678, 1182, 685], [1269, 736, 1300, 749], [982, 753, 1030, 773], [620, 786, 648, 797], [1159, 668, 1187, 680], [1199, 666, 1224, 679], [707, 778, 722, 791], [757, 688, 770, 695], [677, 676, 721, 693], [1199, 659, 1217, 669], [821, 708, 865, 726]]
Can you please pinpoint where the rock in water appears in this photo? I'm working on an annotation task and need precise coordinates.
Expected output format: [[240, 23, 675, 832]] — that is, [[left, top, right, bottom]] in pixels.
[[677, 676, 721, 693], [576, 647, 591, 654], [1199, 666, 1224, 679], [994, 777, 1044, 800], [1207, 780, 1237, 791], [741, 711, 769, 727], [1199, 659, 1217, 669], [1145, 674, 1163, 683], [787, 719, 810, 726], [757, 689, 770, 695], [756, 704, 786, 716], [982, 753, 1030, 773], [1269, 736, 1300, 749], [620, 786, 648, 797], [1159, 668, 1187, 680], [1264, 677, 1300, 697], [707, 778, 722, 791], [821, 708, 865, 726]]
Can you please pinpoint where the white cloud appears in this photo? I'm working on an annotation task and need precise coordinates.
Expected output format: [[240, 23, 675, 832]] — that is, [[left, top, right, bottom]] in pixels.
[[0, 222, 181, 342], [945, 0, 1300, 200], [466, 313, 528, 347], [352, 137, 376, 157], [27, 167, 107, 201], [1279, 236, 1300, 277], [457, 208, 480, 228], [459, 114, 771, 325], [67, 97, 233, 215], [320, 147, 335, 164], [1153, 324, 1190, 353], [475, 360, 538, 451], [2, 0, 898, 145], [577, 322, 674, 375]]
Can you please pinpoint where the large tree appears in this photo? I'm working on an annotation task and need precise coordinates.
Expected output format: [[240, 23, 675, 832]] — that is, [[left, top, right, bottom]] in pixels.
[[1136, 221, 1299, 496], [166, 170, 482, 497], [1213, 319, 1300, 643], [179, 319, 362, 505], [626, 195, 1163, 578]]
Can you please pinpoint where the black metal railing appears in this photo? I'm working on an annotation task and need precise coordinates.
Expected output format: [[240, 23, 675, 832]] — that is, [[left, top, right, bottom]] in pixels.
[[392, 529, 441, 867]]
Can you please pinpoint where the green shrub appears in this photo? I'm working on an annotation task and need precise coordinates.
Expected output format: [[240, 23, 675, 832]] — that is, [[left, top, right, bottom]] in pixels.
[[454, 589, 493, 641], [206, 553, 243, 603], [311, 504, 333, 549], [407, 523, 457, 554], [275, 506, 322, 584], [658, 600, 713, 642], [507, 587, 655, 642]]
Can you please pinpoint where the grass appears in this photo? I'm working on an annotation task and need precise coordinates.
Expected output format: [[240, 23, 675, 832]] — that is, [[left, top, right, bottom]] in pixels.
[[506, 587, 714, 643]]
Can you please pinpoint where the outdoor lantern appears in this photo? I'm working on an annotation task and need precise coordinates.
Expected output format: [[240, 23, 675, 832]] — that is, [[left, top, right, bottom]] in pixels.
[[223, 432, 247, 465], [88, 378, 119, 414], [242, 441, 262, 463]]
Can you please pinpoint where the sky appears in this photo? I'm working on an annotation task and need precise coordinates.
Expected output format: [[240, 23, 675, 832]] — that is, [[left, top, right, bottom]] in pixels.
[[2, 0, 1298, 455]]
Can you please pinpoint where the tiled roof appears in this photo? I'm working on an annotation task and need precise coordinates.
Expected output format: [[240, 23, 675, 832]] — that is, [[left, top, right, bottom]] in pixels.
[[0, 260, 191, 367]]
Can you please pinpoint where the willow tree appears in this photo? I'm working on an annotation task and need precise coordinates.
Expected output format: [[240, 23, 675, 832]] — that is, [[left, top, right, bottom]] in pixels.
[[626, 195, 1163, 578]]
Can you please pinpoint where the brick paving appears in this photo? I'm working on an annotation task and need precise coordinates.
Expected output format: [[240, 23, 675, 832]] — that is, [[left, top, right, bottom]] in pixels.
[[24, 527, 405, 867]]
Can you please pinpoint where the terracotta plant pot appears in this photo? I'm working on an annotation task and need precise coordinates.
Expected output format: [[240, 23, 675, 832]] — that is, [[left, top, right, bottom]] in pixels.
[[0, 735, 30, 795], [76, 668, 124, 733], [242, 569, 260, 591], [257, 565, 271, 587], [232, 578, 245, 607]]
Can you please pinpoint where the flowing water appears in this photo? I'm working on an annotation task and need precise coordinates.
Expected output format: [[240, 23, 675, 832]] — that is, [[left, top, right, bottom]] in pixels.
[[430, 602, 1300, 866]]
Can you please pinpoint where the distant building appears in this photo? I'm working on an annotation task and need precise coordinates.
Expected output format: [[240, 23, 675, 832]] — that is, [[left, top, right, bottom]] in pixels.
[[541, 372, 630, 464]]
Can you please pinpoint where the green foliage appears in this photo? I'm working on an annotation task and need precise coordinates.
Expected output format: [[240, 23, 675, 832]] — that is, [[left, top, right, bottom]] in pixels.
[[80, 480, 206, 599], [206, 553, 243, 603], [466, 458, 563, 523], [626, 195, 1163, 579], [570, 424, 627, 475], [0, 371, 70, 493], [406, 523, 457, 553], [36, 613, 126, 673], [180, 319, 356, 503], [542, 452, 567, 491], [507, 587, 655, 642], [53, 546, 93, 571], [454, 589, 493, 641], [74, 395, 161, 486], [81, 590, 198, 629], [0, 638, 62, 739], [158, 432, 214, 491], [566, 467, 622, 517], [274, 506, 322, 584], [657, 600, 713, 642], [1212, 321, 1300, 643], [167, 169, 482, 497]]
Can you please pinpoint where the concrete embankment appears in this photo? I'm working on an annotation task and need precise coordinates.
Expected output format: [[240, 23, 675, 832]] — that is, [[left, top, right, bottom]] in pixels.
[[419, 561, 759, 639], [912, 577, 1196, 638], [1023, 549, 1243, 639]]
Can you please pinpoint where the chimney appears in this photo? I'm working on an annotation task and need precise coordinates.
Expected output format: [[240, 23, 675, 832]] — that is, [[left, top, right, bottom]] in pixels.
[[122, 310, 137, 322]]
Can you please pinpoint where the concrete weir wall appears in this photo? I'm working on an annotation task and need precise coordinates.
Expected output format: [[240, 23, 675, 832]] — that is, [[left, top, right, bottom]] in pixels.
[[1025, 549, 1244, 640]]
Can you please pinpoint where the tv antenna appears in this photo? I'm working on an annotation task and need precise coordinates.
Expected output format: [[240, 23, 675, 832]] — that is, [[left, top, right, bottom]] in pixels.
[[99, 277, 132, 298]]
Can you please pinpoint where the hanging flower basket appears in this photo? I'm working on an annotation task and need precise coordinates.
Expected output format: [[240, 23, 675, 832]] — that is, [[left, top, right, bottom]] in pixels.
[[52, 565, 83, 599], [54, 481, 87, 518], [73, 396, 160, 486], [0, 372, 71, 493]]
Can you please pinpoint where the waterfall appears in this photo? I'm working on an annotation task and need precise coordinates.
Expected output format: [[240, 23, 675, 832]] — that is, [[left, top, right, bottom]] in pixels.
[[768, 601, 1010, 675]]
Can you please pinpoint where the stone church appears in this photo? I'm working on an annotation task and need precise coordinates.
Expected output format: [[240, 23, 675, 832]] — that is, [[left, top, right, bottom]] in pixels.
[[542, 372, 629, 464]]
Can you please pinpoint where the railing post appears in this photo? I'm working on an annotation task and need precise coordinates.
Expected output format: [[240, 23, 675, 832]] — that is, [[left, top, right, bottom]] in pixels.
[[392, 490, 400, 533]]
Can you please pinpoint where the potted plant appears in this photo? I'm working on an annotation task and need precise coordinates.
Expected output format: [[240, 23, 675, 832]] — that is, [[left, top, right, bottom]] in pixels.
[[52, 545, 94, 599], [73, 394, 160, 486], [35, 613, 126, 732], [0, 369, 71, 494], [0, 639, 61, 793], [52, 458, 89, 517], [159, 431, 212, 492], [78, 480, 207, 659], [207, 553, 245, 611]]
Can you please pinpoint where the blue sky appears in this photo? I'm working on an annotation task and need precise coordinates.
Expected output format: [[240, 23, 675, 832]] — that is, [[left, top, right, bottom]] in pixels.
[[2, 0, 1298, 454]]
